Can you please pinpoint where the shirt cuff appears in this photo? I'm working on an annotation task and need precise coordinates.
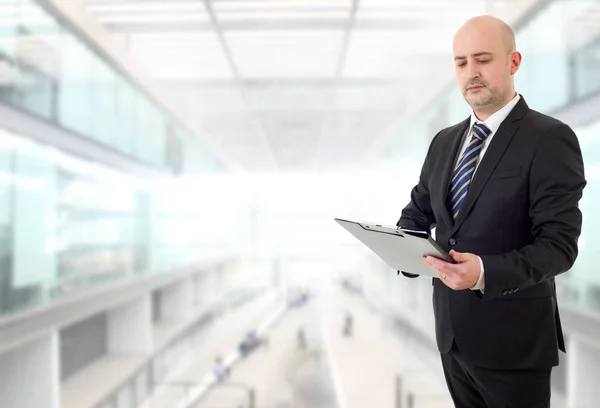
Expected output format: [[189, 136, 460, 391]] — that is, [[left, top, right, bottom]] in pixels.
[[470, 256, 485, 292]]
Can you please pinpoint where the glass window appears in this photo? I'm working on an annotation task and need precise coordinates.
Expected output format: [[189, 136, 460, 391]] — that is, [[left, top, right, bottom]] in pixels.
[[0, 137, 14, 313], [10, 0, 59, 119], [114, 77, 136, 155], [135, 98, 153, 164], [0, 126, 163, 317], [569, 119, 600, 285], [571, 38, 600, 100], [555, 119, 600, 313], [58, 34, 92, 136], [145, 104, 163, 167], [0, 1, 18, 60], [1, 0, 223, 173], [56, 164, 142, 296], [90, 55, 116, 145], [12, 142, 57, 299], [514, 1, 570, 112]]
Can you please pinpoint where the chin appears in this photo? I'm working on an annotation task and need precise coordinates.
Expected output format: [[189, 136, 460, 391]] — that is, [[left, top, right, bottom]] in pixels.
[[468, 94, 493, 108]]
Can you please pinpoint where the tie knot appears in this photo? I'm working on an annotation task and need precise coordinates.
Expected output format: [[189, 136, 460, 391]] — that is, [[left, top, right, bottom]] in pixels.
[[472, 122, 491, 141]]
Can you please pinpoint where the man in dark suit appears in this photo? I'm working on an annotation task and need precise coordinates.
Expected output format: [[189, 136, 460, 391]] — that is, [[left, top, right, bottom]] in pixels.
[[397, 15, 586, 407]]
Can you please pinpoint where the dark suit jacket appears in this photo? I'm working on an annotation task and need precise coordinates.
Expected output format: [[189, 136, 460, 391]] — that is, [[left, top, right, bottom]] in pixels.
[[397, 96, 586, 370]]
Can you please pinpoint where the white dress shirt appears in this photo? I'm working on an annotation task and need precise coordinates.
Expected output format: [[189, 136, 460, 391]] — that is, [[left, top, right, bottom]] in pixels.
[[458, 93, 521, 292]]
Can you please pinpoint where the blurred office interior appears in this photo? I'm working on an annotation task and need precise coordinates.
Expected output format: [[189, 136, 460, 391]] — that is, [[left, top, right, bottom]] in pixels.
[[0, 0, 600, 407]]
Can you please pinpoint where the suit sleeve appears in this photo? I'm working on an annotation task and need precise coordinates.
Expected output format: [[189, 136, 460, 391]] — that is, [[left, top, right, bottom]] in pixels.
[[396, 132, 440, 278], [479, 123, 586, 300]]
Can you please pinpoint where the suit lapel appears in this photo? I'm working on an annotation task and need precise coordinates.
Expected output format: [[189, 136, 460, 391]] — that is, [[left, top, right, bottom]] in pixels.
[[438, 118, 470, 228], [450, 96, 529, 236]]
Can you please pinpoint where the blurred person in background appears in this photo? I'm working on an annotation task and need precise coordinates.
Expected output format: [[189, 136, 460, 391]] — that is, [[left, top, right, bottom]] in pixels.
[[343, 311, 353, 337], [238, 330, 259, 357], [397, 15, 586, 408], [297, 326, 307, 349], [212, 355, 229, 382]]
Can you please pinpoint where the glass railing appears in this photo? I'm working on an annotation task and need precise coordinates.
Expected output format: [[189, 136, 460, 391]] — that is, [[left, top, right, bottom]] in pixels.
[[556, 275, 600, 314], [571, 35, 600, 102], [0, 124, 239, 318], [0, 0, 221, 173]]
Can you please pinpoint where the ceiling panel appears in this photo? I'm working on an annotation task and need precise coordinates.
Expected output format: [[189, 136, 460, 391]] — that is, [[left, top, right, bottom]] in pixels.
[[332, 83, 407, 112], [165, 84, 248, 117], [128, 32, 234, 79], [342, 30, 452, 78], [321, 112, 395, 140], [87, 2, 207, 14], [244, 85, 334, 112], [97, 13, 209, 24], [213, 0, 353, 12], [183, 111, 278, 170], [225, 30, 345, 78], [79, 0, 552, 172]]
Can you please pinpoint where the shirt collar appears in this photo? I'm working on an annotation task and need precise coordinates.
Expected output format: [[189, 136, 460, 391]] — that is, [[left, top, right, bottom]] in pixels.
[[469, 93, 521, 135]]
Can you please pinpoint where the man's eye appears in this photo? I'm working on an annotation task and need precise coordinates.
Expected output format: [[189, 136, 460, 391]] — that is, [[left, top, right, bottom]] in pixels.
[[478, 60, 490, 64], [457, 62, 466, 67]]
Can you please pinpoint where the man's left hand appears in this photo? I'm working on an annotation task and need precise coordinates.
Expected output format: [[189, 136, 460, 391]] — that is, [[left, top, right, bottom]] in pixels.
[[421, 250, 481, 290]]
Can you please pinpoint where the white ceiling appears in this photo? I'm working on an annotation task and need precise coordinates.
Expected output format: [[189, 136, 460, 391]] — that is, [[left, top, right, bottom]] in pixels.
[[81, 0, 543, 172]]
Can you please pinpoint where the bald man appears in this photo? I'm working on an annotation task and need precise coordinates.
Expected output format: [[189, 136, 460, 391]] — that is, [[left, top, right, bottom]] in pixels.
[[397, 16, 586, 407]]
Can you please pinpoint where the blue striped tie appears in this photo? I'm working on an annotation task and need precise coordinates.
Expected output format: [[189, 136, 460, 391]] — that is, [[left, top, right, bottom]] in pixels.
[[448, 122, 491, 219]]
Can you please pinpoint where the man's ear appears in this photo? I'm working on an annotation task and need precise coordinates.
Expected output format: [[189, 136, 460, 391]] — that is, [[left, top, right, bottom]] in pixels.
[[510, 51, 522, 75]]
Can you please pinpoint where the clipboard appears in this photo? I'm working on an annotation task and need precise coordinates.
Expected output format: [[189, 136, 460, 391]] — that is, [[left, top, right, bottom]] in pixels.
[[334, 217, 454, 277]]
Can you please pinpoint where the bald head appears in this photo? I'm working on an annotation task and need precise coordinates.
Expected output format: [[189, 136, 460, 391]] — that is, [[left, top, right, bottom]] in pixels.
[[455, 15, 516, 53], [452, 15, 521, 120]]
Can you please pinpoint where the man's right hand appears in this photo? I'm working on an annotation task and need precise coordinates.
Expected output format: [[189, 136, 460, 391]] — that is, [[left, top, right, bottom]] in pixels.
[[399, 271, 420, 278]]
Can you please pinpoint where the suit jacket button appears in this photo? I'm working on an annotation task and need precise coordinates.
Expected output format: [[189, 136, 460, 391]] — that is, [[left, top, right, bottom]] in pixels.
[[448, 238, 457, 246]]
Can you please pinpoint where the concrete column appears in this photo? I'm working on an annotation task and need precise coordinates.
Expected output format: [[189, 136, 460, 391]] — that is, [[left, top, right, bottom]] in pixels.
[[567, 335, 600, 408], [193, 272, 203, 307], [0, 332, 60, 408], [159, 278, 194, 323], [193, 269, 214, 308], [212, 262, 225, 299], [108, 294, 153, 355], [220, 258, 240, 294], [206, 265, 220, 305]]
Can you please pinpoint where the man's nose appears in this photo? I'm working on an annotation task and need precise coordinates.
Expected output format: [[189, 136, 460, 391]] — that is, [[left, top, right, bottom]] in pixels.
[[467, 64, 481, 79]]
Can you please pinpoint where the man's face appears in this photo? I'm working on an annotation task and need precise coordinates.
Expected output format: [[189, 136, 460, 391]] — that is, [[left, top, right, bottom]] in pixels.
[[453, 24, 515, 112]]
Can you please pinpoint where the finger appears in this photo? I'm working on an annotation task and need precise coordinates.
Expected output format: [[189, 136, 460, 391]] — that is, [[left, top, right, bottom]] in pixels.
[[425, 256, 447, 269], [438, 262, 464, 275], [436, 270, 457, 289], [427, 258, 463, 278], [449, 250, 469, 263]]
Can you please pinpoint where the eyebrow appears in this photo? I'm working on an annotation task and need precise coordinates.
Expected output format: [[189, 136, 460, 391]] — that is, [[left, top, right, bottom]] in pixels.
[[454, 52, 493, 61]]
